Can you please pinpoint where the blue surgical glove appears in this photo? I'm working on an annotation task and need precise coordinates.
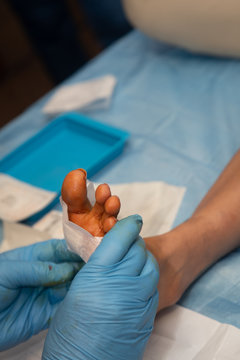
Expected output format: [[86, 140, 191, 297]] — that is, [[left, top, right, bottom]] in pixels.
[[0, 239, 83, 351], [42, 215, 159, 360]]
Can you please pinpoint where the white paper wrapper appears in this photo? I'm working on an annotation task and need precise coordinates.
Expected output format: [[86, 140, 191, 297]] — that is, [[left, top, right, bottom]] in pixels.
[[43, 75, 117, 114], [0, 173, 56, 222], [33, 210, 64, 239], [2, 305, 240, 360], [60, 180, 102, 262], [0, 221, 50, 253]]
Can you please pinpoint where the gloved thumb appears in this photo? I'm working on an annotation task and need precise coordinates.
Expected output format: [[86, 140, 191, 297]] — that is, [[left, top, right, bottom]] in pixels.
[[89, 214, 143, 266], [1, 260, 79, 288]]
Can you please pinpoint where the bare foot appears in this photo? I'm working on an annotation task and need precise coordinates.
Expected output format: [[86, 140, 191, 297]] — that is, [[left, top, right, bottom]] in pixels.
[[62, 168, 187, 313], [61, 169, 121, 237]]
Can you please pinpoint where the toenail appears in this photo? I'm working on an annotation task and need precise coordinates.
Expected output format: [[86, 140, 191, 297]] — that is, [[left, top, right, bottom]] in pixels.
[[77, 168, 87, 178]]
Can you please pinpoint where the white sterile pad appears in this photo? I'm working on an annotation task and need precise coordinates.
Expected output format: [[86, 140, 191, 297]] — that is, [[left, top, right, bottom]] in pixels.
[[0, 221, 50, 253], [2, 305, 240, 360], [33, 210, 64, 239], [109, 181, 186, 238], [43, 75, 117, 114], [0, 173, 56, 222], [61, 180, 102, 262], [143, 305, 240, 360]]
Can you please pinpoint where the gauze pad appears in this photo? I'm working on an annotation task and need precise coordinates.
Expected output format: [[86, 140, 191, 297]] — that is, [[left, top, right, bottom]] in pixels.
[[61, 180, 103, 262]]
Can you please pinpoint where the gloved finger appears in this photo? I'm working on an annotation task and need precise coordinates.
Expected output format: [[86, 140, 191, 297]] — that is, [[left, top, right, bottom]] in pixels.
[[28, 293, 65, 335], [45, 302, 61, 329], [138, 251, 159, 300], [25, 284, 71, 335], [88, 215, 143, 266], [1, 261, 80, 288], [33, 239, 83, 263], [47, 281, 71, 304], [113, 236, 147, 276], [143, 290, 159, 328], [0, 239, 83, 264]]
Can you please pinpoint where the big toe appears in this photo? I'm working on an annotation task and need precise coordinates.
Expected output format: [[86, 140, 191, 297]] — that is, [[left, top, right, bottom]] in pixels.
[[61, 168, 89, 212]]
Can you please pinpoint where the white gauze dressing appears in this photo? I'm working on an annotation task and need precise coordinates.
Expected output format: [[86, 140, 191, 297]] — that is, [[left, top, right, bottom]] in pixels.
[[60, 180, 103, 262]]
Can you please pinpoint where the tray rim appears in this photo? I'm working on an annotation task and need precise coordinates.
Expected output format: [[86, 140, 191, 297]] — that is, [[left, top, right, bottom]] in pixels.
[[0, 112, 129, 174], [0, 112, 130, 222]]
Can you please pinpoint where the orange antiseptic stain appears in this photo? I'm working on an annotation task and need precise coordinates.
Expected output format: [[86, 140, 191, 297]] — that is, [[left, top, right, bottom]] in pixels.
[[61, 168, 121, 237]]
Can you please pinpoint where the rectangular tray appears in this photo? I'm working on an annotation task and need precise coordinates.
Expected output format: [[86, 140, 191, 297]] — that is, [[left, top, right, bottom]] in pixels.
[[0, 113, 129, 221]]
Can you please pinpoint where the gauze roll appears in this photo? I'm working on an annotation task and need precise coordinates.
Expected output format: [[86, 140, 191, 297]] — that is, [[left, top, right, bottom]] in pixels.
[[60, 180, 103, 262]]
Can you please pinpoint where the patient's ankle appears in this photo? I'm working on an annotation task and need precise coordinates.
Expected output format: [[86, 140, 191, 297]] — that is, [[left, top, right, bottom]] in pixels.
[[144, 219, 202, 311]]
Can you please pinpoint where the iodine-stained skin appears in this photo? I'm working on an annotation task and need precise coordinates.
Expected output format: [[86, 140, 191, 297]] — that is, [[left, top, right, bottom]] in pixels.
[[61, 169, 121, 237]]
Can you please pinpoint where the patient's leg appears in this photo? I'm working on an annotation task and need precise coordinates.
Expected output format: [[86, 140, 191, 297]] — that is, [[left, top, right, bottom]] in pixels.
[[61, 169, 121, 237], [62, 150, 240, 313]]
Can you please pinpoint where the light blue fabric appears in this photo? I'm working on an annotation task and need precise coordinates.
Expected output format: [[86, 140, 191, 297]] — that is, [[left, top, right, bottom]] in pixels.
[[0, 31, 240, 327], [0, 220, 3, 247]]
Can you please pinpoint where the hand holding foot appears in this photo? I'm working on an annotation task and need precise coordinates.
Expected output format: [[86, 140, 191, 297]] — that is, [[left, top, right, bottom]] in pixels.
[[61, 168, 180, 312]]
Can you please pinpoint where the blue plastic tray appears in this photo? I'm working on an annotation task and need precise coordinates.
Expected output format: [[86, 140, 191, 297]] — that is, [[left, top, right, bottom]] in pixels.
[[0, 113, 129, 221]]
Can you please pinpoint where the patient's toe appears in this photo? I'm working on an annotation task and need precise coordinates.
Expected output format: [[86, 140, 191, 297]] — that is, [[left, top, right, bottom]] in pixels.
[[103, 216, 117, 233], [95, 184, 111, 205], [61, 168, 90, 213], [104, 196, 121, 216]]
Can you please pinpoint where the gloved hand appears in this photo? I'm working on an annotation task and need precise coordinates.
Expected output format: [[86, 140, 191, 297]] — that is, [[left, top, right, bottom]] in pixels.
[[0, 239, 83, 351], [42, 215, 159, 360]]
